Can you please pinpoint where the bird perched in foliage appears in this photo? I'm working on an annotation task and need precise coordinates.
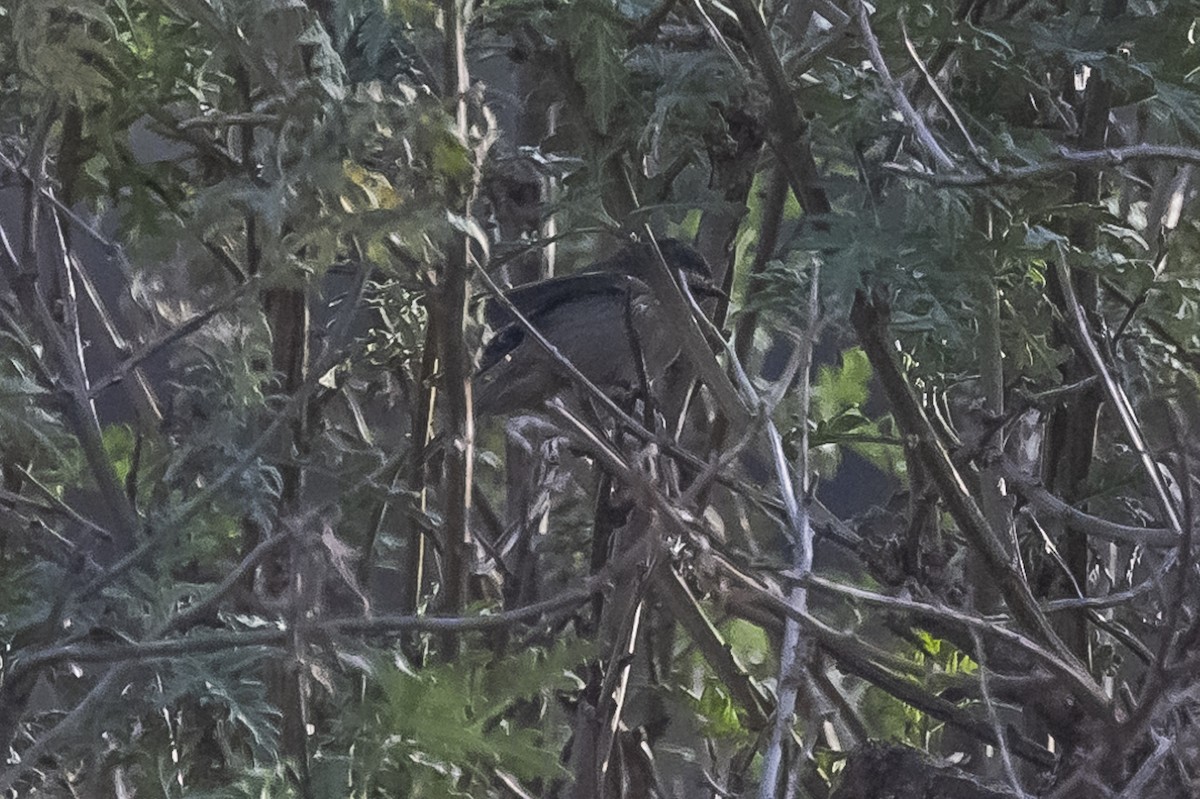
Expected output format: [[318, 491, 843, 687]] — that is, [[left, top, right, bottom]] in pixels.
[[473, 238, 717, 416]]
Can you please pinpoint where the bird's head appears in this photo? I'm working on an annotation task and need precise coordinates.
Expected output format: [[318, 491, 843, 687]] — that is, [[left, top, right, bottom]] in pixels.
[[593, 238, 723, 302]]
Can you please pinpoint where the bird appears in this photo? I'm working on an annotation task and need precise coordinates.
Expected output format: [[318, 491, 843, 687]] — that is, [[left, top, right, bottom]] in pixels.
[[473, 238, 718, 417]]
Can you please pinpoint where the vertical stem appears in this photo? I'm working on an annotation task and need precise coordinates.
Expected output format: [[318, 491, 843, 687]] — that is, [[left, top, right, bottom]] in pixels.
[[0, 113, 137, 758], [1043, 2, 1123, 667], [408, 337, 439, 611], [727, 0, 831, 218], [732, 166, 788, 367], [946, 203, 1007, 775], [4, 116, 139, 541], [974, 202, 1009, 614], [236, 44, 314, 791], [759, 264, 819, 799], [570, 510, 655, 798], [435, 0, 475, 650]]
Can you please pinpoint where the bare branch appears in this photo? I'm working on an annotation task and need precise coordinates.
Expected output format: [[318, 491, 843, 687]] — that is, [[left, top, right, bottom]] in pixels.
[[884, 143, 1200, 187], [177, 111, 280, 129], [1115, 732, 1173, 799], [1052, 253, 1185, 537], [1000, 460, 1177, 547], [854, 1, 956, 171], [850, 292, 1093, 677], [899, 16, 989, 170], [657, 568, 772, 730], [803, 574, 1109, 709], [971, 628, 1031, 798], [760, 262, 820, 799], [8, 579, 607, 677], [0, 169, 141, 544], [88, 279, 259, 399], [12, 465, 112, 542], [0, 668, 128, 795], [722, 574, 1059, 769], [726, 0, 833, 216]]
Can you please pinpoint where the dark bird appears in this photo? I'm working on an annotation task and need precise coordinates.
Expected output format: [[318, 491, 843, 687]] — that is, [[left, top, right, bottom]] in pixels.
[[474, 238, 717, 416]]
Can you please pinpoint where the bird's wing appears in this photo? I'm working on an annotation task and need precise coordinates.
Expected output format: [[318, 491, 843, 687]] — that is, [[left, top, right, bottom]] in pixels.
[[481, 272, 635, 328], [478, 273, 641, 373]]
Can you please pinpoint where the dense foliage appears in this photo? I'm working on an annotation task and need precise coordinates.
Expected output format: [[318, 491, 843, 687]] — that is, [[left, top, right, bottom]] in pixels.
[[1, 0, 1199, 797]]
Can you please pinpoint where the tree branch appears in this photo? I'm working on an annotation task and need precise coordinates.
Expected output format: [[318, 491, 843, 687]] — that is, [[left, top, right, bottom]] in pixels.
[[884, 143, 1200, 187], [854, 1, 955, 171], [850, 290, 1109, 717]]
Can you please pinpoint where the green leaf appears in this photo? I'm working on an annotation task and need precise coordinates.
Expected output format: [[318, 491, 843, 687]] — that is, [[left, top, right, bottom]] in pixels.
[[722, 618, 770, 669], [694, 680, 743, 739], [101, 423, 136, 485], [561, 0, 634, 135], [351, 639, 590, 791], [813, 347, 872, 423]]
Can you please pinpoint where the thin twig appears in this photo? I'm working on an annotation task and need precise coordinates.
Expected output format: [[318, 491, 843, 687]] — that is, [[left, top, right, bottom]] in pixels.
[[884, 143, 1200, 187], [0, 169, 141, 543], [851, 290, 1105, 710], [1102, 276, 1200, 373], [176, 111, 280, 129], [1011, 375, 1099, 410], [719, 564, 1058, 768], [9, 575, 613, 676], [657, 568, 772, 730], [1002, 460, 1176, 547], [899, 16, 991, 171], [1053, 251, 1184, 537], [0, 150, 134, 266], [75, 326, 375, 603], [0, 582, 611, 791], [0, 668, 128, 795], [1115, 732, 1173, 799], [12, 466, 113, 543], [790, 16, 855, 77], [802, 574, 1110, 709], [854, 2, 955, 171], [758, 263, 819, 799], [691, 0, 749, 78], [88, 279, 259, 398], [971, 628, 1029, 798]]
